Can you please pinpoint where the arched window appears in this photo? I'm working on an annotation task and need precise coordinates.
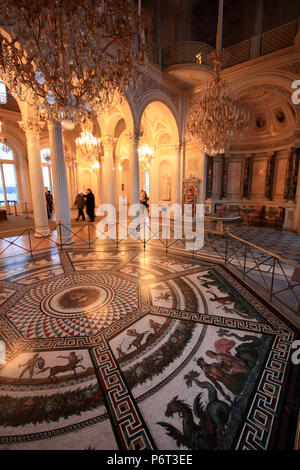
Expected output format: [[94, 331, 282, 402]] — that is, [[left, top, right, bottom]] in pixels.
[[0, 144, 18, 207], [40, 148, 53, 193]]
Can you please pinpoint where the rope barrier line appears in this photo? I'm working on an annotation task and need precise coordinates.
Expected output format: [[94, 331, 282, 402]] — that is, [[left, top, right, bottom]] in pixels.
[[0, 221, 299, 317]]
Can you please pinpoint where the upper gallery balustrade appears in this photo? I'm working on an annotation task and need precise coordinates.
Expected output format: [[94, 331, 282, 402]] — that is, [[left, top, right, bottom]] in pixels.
[[147, 18, 300, 70]]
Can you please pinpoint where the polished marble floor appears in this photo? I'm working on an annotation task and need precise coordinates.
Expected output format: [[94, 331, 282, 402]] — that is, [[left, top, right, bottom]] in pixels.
[[0, 246, 299, 450]]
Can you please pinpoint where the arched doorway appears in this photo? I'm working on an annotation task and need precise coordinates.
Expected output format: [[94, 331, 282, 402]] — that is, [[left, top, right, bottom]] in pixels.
[[139, 101, 180, 205]]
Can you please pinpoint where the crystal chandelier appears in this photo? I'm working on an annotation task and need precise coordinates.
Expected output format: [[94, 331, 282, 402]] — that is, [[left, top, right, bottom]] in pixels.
[[75, 120, 101, 162], [187, 50, 249, 156], [187, 0, 249, 156], [138, 144, 154, 171], [0, 0, 147, 120]]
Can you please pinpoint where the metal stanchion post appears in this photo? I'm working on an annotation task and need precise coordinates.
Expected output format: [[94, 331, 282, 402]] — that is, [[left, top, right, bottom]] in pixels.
[[242, 244, 247, 279], [58, 222, 63, 248], [143, 220, 146, 251], [88, 223, 91, 248], [28, 229, 33, 256], [24, 201, 28, 219], [225, 233, 229, 264], [270, 257, 276, 302]]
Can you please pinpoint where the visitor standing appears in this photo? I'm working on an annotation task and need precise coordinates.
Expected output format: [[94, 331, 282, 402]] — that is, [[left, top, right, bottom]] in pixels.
[[74, 192, 86, 221], [45, 187, 53, 219], [140, 189, 149, 212], [84, 188, 95, 222]]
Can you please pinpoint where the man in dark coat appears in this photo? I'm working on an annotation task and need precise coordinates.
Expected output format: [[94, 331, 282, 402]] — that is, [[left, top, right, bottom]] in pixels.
[[84, 188, 95, 222]]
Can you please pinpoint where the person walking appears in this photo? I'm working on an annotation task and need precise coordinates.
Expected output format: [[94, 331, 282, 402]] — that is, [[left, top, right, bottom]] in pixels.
[[45, 187, 53, 219], [74, 192, 86, 221], [84, 188, 95, 222], [140, 189, 149, 212]]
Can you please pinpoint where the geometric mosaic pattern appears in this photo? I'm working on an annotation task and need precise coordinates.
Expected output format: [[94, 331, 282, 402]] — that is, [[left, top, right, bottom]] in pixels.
[[5, 272, 139, 339], [0, 246, 298, 450]]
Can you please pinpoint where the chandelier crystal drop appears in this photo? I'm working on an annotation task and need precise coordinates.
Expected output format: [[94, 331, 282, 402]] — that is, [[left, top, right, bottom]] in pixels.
[[138, 144, 154, 171], [187, 50, 249, 156], [0, 0, 147, 120], [75, 119, 101, 162]]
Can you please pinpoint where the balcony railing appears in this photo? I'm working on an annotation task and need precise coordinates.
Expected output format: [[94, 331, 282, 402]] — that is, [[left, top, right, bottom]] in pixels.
[[162, 41, 214, 68], [150, 18, 300, 69]]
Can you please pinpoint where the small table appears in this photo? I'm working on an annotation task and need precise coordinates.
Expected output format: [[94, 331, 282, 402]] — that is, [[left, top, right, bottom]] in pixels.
[[205, 213, 241, 233], [0, 209, 7, 221]]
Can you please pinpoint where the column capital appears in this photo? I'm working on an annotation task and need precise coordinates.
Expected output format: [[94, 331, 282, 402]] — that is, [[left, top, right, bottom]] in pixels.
[[125, 130, 143, 145], [18, 119, 45, 136], [101, 135, 116, 150]]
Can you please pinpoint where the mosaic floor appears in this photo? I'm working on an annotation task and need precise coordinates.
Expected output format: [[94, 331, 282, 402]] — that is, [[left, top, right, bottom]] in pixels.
[[0, 247, 299, 450]]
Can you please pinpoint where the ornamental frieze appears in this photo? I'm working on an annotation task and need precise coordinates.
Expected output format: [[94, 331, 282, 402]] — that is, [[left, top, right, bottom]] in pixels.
[[230, 134, 296, 152], [279, 62, 300, 75], [131, 73, 179, 110]]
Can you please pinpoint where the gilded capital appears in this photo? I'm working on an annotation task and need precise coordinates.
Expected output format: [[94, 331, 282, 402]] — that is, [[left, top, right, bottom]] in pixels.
[[101, 135, 116, 150], [125, 130, 143, 145], [18, 119, 45, 136]]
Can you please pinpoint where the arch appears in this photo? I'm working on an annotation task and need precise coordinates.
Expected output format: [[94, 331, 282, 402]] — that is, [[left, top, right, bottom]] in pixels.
[[229, 71, 297, 97], [97, 91, 135, 137], [136, 91, 180, 141], [136, 99, 180, 205]]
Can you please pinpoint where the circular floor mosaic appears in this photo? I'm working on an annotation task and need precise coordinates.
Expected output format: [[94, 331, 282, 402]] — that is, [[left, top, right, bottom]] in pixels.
[[5, 272, 139, 339], [41, 285, 115, 319]]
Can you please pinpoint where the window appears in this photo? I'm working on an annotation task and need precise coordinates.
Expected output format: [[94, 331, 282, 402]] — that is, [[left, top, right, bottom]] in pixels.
[[0, 144, 13, 160], [41, 148, 53, 193], [144, 171, 149, 196], [41, 148, 51, 163], [41, 148, 53, 194], [0, 81, 7, 105], [0, 144, 18, 207], [0, 169, 5, 205], [42, 166, 51, 191]]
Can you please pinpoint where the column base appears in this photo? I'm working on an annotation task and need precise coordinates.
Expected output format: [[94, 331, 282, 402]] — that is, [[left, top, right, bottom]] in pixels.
[[56, 222, 73, 246], [33, 227, 51, 238], [56, 239, 74, 246]]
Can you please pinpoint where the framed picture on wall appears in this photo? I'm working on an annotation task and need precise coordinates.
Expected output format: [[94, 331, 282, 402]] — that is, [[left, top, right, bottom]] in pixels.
[[182, 178, 200, 218]]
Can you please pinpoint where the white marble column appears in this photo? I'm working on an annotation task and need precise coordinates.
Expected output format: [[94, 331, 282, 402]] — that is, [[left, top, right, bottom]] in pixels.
[[114, 157, 122, 207], [68, 164, 77, 207], [174, 143, 182, 204], [18, 119, 50, 236], [48, 119, 72, 244], [99, 156, 105, 204], [127, 131, 141, 206], [102, 136, 115, 205]]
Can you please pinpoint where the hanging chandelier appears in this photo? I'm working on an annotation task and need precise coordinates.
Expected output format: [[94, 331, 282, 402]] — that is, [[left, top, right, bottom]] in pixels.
[[138, 144, 154, 171], [187, 50, 249, 156], [0, 0, 147, 120], [75, 119, 101, 162]]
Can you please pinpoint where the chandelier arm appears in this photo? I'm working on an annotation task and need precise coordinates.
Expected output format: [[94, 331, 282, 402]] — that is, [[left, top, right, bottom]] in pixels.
[[0, 0, 147, 118]]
